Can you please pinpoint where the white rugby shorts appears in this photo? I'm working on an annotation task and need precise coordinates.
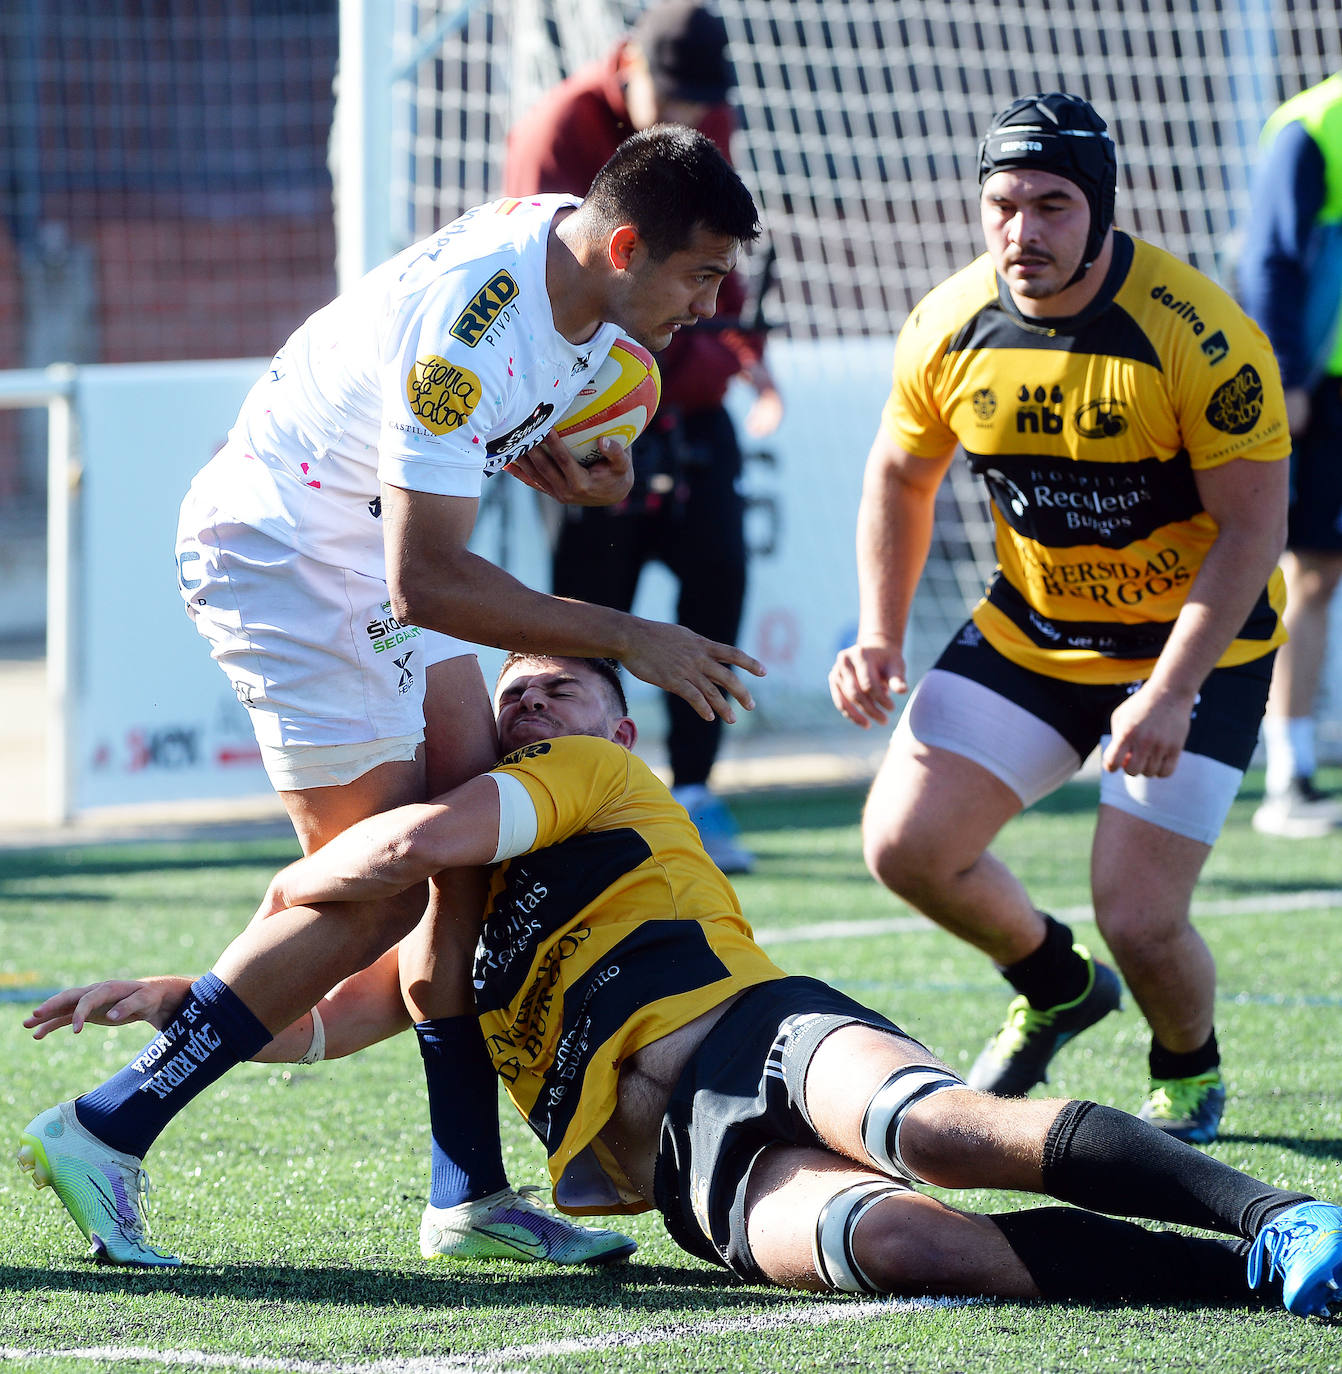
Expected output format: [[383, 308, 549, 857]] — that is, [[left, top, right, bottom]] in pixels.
[[177, 489, 477, 790]]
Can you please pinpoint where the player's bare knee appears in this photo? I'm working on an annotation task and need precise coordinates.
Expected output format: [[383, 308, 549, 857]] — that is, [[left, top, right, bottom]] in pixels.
[[811, 1179, 919, 1294], [1094, 907, 1189, 968], [823, 1187, 991, 1298], [862, 822, 953, 904]]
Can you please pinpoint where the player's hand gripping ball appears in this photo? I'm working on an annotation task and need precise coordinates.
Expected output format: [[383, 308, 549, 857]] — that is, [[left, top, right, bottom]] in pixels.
[[553, 337, 661, 466]]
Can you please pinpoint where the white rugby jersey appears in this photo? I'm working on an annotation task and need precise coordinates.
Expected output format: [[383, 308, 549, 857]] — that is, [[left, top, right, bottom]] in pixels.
[[188, 195, 622, 577]]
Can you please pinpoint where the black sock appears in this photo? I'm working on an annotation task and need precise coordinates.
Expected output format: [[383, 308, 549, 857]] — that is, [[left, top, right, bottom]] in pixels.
[[991, 1208, 1261, 1304], [1042, 1100, 1312, 1239], [1149, 1031, 1219, 1080], [1001, 913, 1089, 1007]]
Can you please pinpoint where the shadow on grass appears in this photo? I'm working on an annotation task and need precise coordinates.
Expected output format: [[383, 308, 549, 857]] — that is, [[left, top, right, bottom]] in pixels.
[[740, 862, 872, 885], [0, 888, 116, 908], [1215, 1133, 1342, 1162], [734, 787, 867, 835], [0, 1259, 778, 1311], [1196, 872, 1342, 897], [0, 838, 300, 885]]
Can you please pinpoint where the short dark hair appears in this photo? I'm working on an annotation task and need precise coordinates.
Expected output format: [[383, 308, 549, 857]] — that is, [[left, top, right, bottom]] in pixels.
[[497, 653, 629, 716], [584, 124, 760, 260]]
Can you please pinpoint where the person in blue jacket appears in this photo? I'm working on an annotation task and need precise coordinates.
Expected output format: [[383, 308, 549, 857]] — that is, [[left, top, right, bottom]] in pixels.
[[1238, 74, 1342, 838]]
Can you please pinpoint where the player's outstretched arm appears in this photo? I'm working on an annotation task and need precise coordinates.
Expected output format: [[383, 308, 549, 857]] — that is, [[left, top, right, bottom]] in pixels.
[[383, 483, 764, 721], [614, 616, 762, 723], [25, 977, 194, 1039], [258, 776, 504, 917], [25, 951, 409, 1064], [829, 430, 954, 727]]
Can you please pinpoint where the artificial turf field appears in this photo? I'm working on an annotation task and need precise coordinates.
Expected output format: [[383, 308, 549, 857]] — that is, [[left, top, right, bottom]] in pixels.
[[1, 766, 1339, 1373]]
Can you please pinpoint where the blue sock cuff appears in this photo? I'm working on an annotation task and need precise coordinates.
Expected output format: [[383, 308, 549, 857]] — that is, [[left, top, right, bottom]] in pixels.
[[193, 972, 273, 1053], [72, 973, 272, 1159], [415, 1014, 483, 1055]]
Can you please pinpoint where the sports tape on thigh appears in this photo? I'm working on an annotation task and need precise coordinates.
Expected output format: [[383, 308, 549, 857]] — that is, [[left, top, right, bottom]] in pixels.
[[813, 1179, 907, 1294], [860, 1066, 969, 1184], [295, 1005, 326, 1065]]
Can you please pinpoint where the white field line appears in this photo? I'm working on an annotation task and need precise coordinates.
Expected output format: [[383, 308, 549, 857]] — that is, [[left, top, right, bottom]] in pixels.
[[8, 896, 1334, 1372], [753, 887, 1341, 946], [0, 1296, 976, 1374]]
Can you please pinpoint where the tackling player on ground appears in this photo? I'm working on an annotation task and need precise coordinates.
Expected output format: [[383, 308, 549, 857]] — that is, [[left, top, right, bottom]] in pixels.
[[133, 125, 765, 1265], [829, 94, 1291, 1144], [22, 655, 1342, 1317]]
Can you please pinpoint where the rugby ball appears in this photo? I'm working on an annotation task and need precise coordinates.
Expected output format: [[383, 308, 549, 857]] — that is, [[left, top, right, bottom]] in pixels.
[[553, 337, 661, 466]]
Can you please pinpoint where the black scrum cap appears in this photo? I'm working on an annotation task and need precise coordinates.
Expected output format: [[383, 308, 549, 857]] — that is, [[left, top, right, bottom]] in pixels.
[[978, 93, 1117, 270]]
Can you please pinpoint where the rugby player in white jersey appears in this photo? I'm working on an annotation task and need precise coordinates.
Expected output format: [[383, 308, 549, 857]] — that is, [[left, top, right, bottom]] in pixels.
[[54, 125, 765, 1265]]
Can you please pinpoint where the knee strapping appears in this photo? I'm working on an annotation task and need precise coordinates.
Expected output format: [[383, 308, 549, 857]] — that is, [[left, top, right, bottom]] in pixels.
[[861, 1066, 969, 1184], [813, 1179, 906, 1294]]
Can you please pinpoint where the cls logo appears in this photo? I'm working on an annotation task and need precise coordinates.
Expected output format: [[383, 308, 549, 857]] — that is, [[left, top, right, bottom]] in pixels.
[[1074, 398, 1128, 438]]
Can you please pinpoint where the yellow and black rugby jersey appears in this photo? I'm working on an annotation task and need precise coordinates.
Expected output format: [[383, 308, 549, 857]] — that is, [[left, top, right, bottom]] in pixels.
[[882, 233, 1290, 684], [474, 734, 786, 1215]]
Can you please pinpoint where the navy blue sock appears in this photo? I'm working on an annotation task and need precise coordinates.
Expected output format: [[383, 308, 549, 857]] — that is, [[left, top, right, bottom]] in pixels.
[[415, 1015, 508, 1208], [73, 972, 272, 1159]]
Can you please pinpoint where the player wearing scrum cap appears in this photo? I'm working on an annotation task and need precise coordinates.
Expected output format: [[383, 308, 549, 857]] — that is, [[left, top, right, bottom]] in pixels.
[[829, 94, 1291, 1144]]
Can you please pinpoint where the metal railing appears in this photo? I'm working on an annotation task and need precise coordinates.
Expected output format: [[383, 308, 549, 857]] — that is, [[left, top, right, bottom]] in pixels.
[[0, 364, 78, 822]]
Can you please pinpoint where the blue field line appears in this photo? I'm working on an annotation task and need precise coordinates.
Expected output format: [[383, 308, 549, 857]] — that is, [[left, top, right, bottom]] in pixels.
[[1226, 990, 1342, 1009], [0, 987, 57, 1004]]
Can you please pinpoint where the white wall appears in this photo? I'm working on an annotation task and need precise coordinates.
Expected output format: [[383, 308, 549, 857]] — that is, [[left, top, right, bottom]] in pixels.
[[53, 340, 890, 815], [68, 360, 272, 811]]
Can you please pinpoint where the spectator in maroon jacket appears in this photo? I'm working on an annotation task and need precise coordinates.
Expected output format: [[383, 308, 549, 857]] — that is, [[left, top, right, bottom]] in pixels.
[[504, 1, 782, 873]]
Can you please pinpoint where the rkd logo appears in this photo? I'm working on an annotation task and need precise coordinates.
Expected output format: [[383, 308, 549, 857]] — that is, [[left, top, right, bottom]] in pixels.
[[449, 270, 520, 346]]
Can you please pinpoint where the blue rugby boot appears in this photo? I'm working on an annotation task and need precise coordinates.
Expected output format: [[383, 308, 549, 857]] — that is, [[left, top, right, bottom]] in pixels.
[[1247, 1200, 1342, 1317]]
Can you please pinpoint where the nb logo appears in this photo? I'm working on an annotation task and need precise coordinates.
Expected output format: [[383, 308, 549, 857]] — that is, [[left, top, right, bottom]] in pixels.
[[1016, 383, 1064, 435]]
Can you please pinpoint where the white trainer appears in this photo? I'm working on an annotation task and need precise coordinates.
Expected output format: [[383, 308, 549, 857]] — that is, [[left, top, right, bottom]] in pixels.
[[419, 1185, 636, 1265], [1252, 777, 1342, 839], [18, 1101, 180, 1267]]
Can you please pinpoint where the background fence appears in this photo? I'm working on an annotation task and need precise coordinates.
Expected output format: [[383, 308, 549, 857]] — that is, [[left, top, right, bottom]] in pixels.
[[1, 0, 1339, 818]]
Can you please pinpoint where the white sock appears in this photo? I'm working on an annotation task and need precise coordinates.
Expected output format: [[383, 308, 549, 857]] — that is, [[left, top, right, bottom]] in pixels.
[[1263, 716, 1315, 794], [1287, 718, 1317, 781]]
